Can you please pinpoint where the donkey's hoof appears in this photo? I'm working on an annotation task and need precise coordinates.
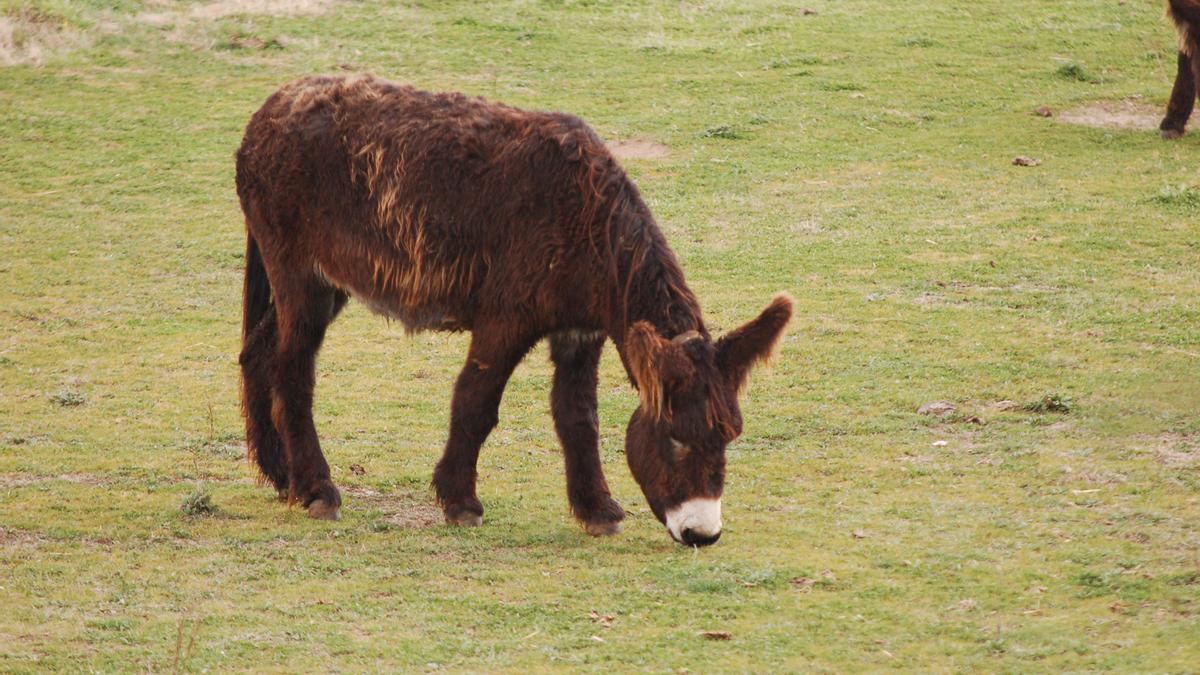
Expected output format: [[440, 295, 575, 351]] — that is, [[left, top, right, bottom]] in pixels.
[[444, 504, 483, 527], [1161, 127, 1185, 140], [275, 488, 289, 502], [578, 497, 625, 536], [583, 519, 622, 537], [307, 499, 341, 521]]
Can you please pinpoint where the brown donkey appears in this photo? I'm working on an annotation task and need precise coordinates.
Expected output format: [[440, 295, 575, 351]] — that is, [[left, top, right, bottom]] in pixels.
[[1162, 0, 1200, 138], [236, 75, 791, 546]]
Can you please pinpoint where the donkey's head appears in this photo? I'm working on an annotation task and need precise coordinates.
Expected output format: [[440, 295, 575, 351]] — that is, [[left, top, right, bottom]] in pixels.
[[623, 294, 792, 546]]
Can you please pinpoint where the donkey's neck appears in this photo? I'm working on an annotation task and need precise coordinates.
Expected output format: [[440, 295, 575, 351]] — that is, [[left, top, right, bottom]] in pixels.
[[606, 192, 706, 344]]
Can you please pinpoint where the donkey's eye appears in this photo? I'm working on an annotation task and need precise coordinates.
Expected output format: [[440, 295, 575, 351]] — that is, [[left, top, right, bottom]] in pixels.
[[669, 438, 690, 461]]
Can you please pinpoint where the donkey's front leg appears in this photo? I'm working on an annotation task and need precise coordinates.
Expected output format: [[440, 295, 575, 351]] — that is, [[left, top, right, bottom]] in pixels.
[[549, 331, 625, 536], [433, 329, 536, 526]]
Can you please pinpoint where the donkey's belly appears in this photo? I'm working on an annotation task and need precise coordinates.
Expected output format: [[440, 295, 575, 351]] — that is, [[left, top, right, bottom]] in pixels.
[[357, 294, 466, 332], [314, 262, 467, 332]]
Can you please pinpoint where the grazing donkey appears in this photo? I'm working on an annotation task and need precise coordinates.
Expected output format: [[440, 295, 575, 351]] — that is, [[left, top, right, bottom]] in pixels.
[[236, 75, 792, 546], [1161, 0, 1200, 138]]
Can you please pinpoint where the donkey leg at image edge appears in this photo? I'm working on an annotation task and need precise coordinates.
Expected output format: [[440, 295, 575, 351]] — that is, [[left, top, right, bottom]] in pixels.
[[433, 326, 538, 526], [1161, 50, 1198, 139], [550, 331, 625, 536], [269, 276, 348, 520]]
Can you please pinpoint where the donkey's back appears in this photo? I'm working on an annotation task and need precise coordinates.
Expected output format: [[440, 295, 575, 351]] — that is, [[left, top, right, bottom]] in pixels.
[[236, 74, 619, 334]]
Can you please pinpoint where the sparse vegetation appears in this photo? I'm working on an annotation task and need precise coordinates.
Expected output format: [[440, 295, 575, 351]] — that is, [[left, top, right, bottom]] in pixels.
[[49, 389, 86, 407], [1152, 183, 1200, 211], [180, 487, 216, 516], [1024, 393, 1074, 415], [1056, 62, 1098, 83], [700, 124, 744, 139]]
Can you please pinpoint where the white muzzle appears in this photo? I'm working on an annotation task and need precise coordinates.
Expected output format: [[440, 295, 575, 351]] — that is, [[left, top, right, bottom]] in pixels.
[[665, 498, 722, 542]]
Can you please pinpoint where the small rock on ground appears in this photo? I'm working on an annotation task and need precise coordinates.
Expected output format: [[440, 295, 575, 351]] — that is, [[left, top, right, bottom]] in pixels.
[[918, 401, 956, 416]]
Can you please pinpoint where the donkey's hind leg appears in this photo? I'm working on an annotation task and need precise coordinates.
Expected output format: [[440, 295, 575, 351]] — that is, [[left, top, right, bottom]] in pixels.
[[240, 309, 289, 499], [270, 277, 348, 519], [549, 331, 624, 536]]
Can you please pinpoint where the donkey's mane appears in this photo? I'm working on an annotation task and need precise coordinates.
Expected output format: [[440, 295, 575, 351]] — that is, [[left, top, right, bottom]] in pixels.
[[573, 143, 705, 342]]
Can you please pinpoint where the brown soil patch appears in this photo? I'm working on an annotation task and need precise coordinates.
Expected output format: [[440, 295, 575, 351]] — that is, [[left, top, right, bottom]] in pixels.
[[0, 472, 108, 488], [1144, 433, 1200, 468], [0, 527, 48, 549], [0, 7, 81, 66], [138, 0, 334, 33], [189, 0, 334, 19], [345, 486, 442, 529], [1058, 469, 1128, 486], [607, 139, 669, 160], [1058, 100, 1161, 131], [0, 526, 130, 551]]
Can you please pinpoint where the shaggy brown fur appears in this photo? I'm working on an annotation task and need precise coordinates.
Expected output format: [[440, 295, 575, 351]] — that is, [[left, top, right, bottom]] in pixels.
[[1161, 0, 1200, 138], [235, 74, 791, 545]]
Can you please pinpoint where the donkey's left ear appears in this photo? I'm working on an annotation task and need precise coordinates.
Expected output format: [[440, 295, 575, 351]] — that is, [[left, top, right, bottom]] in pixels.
[[716, 293, 793, 391]]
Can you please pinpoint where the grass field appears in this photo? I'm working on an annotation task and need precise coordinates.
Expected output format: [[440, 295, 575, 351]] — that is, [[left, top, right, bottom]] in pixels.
[[2, 0, 1199, 670]]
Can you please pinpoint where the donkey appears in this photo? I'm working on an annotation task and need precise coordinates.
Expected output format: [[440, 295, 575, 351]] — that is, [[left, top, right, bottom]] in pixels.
[[1161, 0, 1200, 138], [235, 75, 792, 546]]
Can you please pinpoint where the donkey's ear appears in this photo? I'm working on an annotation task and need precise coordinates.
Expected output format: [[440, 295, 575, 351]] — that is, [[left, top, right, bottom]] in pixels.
[[626, 322, 696, 420], [716, 293, 793, 391]]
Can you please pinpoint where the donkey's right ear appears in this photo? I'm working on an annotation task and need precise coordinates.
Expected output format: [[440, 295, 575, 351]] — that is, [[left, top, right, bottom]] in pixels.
[[715, 293, 793, 392], [625, 322, 694, 420]]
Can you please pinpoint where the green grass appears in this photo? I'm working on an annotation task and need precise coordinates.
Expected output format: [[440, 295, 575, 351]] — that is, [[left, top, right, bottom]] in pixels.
[[2, 0, 1199, 670]]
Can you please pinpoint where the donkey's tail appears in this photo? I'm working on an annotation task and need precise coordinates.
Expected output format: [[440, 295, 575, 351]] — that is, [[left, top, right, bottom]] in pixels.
[[242, 234, 271, 343], [239, 231, 289, 490]]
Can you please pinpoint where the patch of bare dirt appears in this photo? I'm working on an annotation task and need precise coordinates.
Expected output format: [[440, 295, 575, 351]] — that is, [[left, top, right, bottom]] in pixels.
[[192, 0, 333, 18], [344, 486, 442, 529], [607, 139, 669, 160], [0, 474, 39, 489], [0, 525, 119, 550], [138, 0, 334, 44], [1058, 100, 1161, 131], [0, 527, 48, 549], [1143, 433, 1200, 468], [0, 472, 108, 488], [141, 0, 333, 23], [0, 7, 83, 66], [911, 292, 970, 309], [790, 218, 825, 234], [1058, 469, 1128, 486], [918, 401, 956, 417]]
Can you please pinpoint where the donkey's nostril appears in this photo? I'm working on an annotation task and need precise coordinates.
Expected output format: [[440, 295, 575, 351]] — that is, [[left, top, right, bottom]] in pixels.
[[680, 527, 721, 547]]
